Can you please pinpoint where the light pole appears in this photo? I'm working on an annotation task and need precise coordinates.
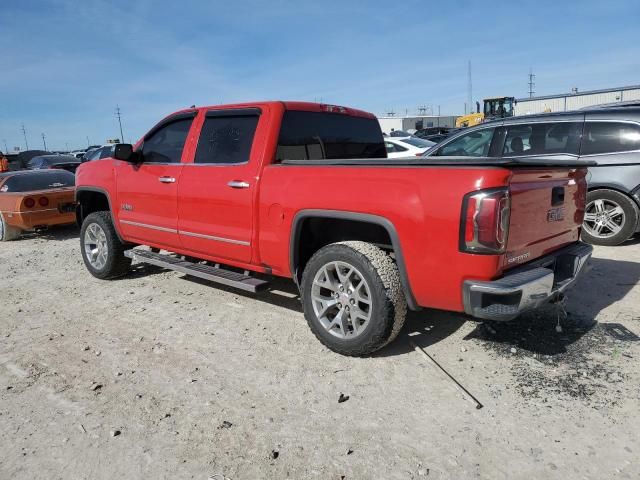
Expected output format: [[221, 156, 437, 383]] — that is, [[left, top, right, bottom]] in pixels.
[[41, 133, 47, 151], [21, 123, 29, 150], [115, 105, 124, 143]]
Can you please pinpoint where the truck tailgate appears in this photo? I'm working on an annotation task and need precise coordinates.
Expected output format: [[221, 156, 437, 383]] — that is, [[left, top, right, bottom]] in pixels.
[[503, 168, 587, 270]]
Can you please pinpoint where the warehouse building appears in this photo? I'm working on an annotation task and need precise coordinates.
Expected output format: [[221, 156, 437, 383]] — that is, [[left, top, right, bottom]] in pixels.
[[377, 115, 458, 134], [514, 85, 640, 115]]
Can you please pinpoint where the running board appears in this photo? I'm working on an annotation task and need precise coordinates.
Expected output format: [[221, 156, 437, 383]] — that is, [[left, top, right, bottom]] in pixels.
[[124, 249, 270, 293]]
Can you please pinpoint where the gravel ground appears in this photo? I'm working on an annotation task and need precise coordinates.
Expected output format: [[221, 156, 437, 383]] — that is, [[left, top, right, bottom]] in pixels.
[[1, 226, 639, 479]]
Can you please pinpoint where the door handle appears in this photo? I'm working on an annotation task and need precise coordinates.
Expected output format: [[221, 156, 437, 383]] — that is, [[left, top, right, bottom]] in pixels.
[[159, 176, 176, 183], [227, 180, 250, 189]]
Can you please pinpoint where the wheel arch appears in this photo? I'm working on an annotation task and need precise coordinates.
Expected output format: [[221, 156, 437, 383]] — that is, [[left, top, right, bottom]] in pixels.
[[290, 209, 418, 310], [75, 187, 125, 242]]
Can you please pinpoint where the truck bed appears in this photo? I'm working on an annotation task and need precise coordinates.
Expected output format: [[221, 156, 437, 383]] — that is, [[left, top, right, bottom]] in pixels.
[[279, 156, 596, 167]]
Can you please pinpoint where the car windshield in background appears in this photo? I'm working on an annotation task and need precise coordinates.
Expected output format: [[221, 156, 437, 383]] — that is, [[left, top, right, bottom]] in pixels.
[[402, 137, 436, 148], [276, 111, 386, 160], [0, 171, 75, 192]]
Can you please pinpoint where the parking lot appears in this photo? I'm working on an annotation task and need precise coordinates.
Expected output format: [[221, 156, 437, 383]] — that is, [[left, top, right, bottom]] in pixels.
[[0, 227, 638, 479]]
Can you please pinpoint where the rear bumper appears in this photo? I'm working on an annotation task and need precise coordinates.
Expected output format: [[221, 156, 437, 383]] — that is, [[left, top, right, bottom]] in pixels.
[[463, 242, 592, 321]]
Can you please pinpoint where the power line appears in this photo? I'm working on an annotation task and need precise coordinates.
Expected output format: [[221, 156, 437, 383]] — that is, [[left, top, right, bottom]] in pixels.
[[528, 68, 536, 98], [41, 133, 47, 151], [21, 123, 29, 150], [115, 105, 124, 143]]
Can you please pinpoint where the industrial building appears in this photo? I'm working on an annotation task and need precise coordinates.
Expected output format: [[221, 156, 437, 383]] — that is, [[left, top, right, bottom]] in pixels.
[[377, 115, 458, 134], [514, 84, 640, 115]]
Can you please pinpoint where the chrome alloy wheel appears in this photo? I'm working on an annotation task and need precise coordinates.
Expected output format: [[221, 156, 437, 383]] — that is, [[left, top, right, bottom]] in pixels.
[[83, 223, 108, 270], [583, 198, 625, 239], [311, 261, 372, 339]]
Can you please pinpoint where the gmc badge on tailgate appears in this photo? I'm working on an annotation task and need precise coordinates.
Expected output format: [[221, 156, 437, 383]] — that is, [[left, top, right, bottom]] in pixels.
[[547, 207, 565, 222]]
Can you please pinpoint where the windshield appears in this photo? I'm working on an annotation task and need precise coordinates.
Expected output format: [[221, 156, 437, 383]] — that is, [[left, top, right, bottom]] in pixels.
[[401, 137, 436, 148], [484, 98, 514, 117]]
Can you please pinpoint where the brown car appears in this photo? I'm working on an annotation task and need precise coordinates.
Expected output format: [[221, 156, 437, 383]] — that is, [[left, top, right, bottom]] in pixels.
[[0, 170, 76, 241]]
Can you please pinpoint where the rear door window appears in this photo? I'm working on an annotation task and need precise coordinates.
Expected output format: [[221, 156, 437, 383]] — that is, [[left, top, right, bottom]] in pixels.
[[276, 111, 386, 161], [437, 128, 494, 156], [195, 112, 259, 164], [142, 118, 193, 163], [502, 122, 582, 156], [581, 122, 640, 155]]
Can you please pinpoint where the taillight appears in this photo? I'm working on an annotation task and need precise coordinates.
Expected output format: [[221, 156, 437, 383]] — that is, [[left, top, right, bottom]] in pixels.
[[24, 198, 36, 208], [460, 188, 510, 254], [39, 197, 49, 207]]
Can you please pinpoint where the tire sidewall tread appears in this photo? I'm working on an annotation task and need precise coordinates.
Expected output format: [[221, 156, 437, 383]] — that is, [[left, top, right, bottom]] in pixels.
[[301, 241, 408, 356], [582, 189, 639, 246], [80, 211, 131, 279]]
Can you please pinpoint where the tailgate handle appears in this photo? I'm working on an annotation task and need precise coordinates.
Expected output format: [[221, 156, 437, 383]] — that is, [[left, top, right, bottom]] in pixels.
[[552, 186, 565, 206]]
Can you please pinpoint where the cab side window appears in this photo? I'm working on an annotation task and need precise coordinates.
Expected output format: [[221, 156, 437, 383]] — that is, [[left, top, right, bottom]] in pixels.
[[437, 128, 494, 156], [581, 122, 640, 155], [142, 118, 193, 164], [502, 122, 581, 156], [195, 113, 259, 164]]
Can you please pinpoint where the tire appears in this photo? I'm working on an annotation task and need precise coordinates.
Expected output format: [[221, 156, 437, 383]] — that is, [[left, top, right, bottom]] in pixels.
[[581, 189, 639, 246], [80, 211, 131, 279], [301, 241, 407, 356], [0, 213, 21, 241]]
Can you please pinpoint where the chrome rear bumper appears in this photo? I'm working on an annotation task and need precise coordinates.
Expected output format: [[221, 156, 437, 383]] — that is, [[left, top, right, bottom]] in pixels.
[[463, 242, 592, 321]]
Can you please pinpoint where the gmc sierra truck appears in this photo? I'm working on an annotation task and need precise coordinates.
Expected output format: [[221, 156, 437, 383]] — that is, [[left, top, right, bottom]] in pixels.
[[75, 101, 593, 356]]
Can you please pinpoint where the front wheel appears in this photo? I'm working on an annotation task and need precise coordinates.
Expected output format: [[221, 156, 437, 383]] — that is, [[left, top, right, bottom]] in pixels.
[[80, 211, 131, 279], [581, 190, 639, 246], [301, 241, 407, 356]]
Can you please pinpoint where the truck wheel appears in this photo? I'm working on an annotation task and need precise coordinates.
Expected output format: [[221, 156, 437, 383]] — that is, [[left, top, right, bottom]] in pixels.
[[0, 213, 21, 241], [582, 190, 639, 246], [80, 211, 131, 279], [301, 241, 407, 356]]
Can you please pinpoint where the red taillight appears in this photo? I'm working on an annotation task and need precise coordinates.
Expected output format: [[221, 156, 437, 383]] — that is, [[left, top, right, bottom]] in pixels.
[[460, 188, 510, 254], [24, 198, 36, 208], [39, 197, 49, 207]]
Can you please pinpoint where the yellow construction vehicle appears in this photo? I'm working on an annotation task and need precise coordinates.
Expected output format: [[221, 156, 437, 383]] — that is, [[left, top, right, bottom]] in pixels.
[[455, 96, 516, 128]]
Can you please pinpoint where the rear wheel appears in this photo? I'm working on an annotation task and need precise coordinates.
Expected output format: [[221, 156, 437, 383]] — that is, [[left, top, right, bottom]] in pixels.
[[582, 190, 639, 246], [301, 241, 407, 356], [80, 211, 131, 279], [0, 214, 21, 241]]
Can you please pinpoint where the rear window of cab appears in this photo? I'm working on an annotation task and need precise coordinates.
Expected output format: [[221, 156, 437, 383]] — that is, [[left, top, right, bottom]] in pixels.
[[275, 111, 386, 161]]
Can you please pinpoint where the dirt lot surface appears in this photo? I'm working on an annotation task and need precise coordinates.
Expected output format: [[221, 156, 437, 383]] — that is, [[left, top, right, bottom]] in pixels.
[[1, 227, 639, 479]]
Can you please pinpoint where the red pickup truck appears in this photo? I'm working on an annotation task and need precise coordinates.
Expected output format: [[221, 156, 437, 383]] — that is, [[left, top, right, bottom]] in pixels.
[[75, 101, 592, 356]]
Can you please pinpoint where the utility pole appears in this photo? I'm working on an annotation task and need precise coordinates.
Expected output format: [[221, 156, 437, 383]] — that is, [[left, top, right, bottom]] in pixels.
[[21, 123, 29, 150], [86, 136, 90, 148], [528, 68, 536, 98], [115, 105, 124, 143], [41, 133, 47, 150], [2, 139, 8, 153], [467, 60, 473, 116]]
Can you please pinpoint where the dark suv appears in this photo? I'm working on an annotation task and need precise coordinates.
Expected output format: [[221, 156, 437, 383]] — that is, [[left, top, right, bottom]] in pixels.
[[424, 107, 640, 246]]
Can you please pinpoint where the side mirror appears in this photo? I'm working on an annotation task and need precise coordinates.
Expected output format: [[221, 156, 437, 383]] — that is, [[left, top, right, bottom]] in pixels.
[[113, 143, 136, 162]]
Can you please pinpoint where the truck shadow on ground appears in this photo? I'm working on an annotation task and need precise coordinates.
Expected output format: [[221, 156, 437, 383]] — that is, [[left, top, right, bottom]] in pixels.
[[175, 256, 639, 357]]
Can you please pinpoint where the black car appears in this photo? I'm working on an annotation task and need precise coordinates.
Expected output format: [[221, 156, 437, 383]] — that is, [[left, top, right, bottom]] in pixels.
[[423, 106, 640, 246], [414, 127, 460, 144], [27, 154, 81, 173]]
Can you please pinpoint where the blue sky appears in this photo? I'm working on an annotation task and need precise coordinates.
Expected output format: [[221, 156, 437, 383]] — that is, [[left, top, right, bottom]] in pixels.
[[1, 0, 639, 151]]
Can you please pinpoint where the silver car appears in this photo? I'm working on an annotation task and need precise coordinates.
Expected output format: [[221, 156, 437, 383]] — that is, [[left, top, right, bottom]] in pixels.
[[424, 106, 640, 246]]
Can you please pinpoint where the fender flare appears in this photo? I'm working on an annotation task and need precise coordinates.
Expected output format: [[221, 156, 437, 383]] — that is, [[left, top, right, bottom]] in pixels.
[[290, 209, 418, 310], [75, 186, 125, 242]]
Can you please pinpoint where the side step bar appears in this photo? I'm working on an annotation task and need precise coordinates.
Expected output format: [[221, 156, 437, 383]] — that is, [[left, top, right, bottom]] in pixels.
[[124, 249, 270, 293]]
